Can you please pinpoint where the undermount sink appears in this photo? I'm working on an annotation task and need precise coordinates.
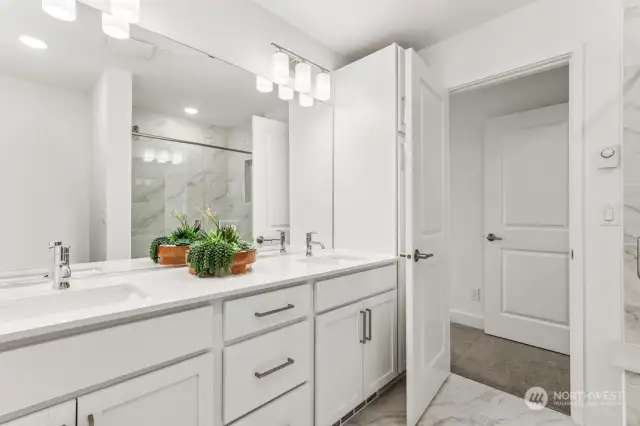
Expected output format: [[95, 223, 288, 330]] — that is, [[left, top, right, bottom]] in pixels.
[[0, 267, 104, 288], [297, 254, 366, 264], [0, 284, 149, 323]]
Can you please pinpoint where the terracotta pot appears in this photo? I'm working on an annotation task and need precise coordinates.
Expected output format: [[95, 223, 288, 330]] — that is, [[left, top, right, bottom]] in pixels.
[[188, 250, 257, 277], [157, 245, 189, 265]]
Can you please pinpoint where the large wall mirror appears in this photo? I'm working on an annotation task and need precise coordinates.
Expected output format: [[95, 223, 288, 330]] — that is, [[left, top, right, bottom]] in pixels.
[[0, 0, 334, 275]]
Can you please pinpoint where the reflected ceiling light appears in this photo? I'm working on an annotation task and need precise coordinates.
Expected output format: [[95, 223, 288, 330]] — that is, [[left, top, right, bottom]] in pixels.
[[19, 35, 48, 50], [316, 72, 331, 101], [143, 149, 155, 162], [299, 93, 314, 108], [172, 152, 184, 165], [278, 85, 294, 101], [102, 12, 130, 40], [256, 76, 274, 93], [184, 107, 199, 115], [272, 51, 290, 85], [294, 62, 312, 93], [111, 0, 140, 24], [157, 150, 170, 164], [42, 0, 76, 22]]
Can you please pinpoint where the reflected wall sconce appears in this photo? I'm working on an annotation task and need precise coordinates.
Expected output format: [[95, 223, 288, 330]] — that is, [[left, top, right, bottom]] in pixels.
[[269, 43, 331, 102]]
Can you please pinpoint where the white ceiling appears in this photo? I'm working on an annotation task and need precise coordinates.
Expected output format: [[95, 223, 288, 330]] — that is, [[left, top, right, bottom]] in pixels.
[[0, 0, 286, 128], [252, 0, 540, 60]]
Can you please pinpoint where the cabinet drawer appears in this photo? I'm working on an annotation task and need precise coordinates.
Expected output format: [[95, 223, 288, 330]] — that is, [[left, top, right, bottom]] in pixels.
[[224, 321, 311, 424], [231, 384, 311, 426], [224, 284, 311, 342], [315, 265, 396, 312]]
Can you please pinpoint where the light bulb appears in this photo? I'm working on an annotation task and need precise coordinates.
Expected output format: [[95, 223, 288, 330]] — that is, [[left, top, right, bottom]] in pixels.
[[143, 149, 155, 162], [278, 85, 294, 101], [256, 76, 274, 93], [102, 12, 130, 40], [42, 0, 76, 22], [19, 35, 48, 50], [184, 107, 199, 115], [316, 72, 331, 101], [272, 51, 290, 85], [299, 93, 314, 107], [111, 0, 140, 24], [294, 62, 312, 93], [172, 152, 183, 165], [157, 150, 170, 164]]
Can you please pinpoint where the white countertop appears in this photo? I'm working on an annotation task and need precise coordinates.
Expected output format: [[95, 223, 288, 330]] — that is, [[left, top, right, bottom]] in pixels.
[[0, 250, 397, 346]]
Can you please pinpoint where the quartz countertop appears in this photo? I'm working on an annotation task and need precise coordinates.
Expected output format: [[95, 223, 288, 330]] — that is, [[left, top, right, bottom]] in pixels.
[[0, 250, 397, 345]]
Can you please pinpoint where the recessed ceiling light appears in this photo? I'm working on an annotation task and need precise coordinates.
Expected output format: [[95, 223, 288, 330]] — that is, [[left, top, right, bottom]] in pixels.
[[19, 35, 48, 50], [184, 107, 199, 115]]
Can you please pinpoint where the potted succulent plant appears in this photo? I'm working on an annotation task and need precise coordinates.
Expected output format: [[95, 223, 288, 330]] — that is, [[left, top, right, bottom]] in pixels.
[[187, 208, 256, 277], [149, 212, 203, 265]]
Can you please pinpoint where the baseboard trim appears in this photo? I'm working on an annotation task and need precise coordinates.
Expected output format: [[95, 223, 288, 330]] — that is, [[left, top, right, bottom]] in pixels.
[[450, 309, 485, 330]]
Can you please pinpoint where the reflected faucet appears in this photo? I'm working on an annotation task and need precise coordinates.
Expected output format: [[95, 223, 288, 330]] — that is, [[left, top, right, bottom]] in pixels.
[[306, 232, 325, 257], [49, 241, 71, 290], [256, 230, 287, 254]]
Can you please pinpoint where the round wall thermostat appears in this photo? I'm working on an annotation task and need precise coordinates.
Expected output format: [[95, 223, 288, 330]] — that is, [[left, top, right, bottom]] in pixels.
[[601, 148, 615, 159]]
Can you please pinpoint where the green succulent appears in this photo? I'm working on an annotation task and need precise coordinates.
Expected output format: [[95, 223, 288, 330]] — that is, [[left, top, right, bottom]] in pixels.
[[187, 239, 236, 277], [149, 236, 170, 263]]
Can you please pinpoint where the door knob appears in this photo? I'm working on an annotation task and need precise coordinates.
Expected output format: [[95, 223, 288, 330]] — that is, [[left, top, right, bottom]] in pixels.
[[486, 233, 503, 242], [414, 249, 434, 262]]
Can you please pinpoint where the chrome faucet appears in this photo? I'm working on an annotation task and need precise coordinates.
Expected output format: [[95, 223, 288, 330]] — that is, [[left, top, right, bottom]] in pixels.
[[49, 241, 71, 290], [256, 230, 287, 254], [306, 232, 325, 257]]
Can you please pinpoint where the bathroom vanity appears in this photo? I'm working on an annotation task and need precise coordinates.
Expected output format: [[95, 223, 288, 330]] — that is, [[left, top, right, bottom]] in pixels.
[[0, 252, 398, 426]]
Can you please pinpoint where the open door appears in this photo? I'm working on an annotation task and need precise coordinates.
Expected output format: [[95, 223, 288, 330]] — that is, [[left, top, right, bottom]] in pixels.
[[404, 48, 451, 426]]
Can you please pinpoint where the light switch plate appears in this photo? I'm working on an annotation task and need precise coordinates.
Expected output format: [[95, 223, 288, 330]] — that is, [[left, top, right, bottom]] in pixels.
[[601, 203, 620, 226], [598, 145, 621, 169]]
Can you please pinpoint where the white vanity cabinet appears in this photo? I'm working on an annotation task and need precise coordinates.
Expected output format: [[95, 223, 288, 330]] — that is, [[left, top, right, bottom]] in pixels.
[[2, 401, 75, 426], [76, 354, 213, 426]]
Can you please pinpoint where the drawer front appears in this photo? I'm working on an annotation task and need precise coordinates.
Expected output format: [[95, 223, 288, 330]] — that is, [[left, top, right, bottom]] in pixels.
[[0, 307, 214, 420], [224, 284, 311, 342], [224, 321, 311, 424], [232, 384, 311, 426], [315, 265, 397, 312]]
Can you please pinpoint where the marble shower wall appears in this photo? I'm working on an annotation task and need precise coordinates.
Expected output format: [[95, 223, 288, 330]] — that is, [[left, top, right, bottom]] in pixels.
[[131, 108, 252, 258]]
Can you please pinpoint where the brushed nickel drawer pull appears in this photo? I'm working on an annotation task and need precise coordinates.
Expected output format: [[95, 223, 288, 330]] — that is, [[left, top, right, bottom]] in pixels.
[[255, 358, 295, 379], [360, 311, 367, 344], [255, 304, 295, 317], [365, 308, 372, 341]]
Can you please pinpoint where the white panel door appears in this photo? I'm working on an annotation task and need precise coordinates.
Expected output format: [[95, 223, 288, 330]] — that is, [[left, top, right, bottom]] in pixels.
[[315, 302, 364, 426], [363, 290, 398, 397], [3, 401, 75, 426], [405, 48, 451, 426], [484, 103, 570, 354], [77, 354, 213, 426], [252, 115, 289, 241]]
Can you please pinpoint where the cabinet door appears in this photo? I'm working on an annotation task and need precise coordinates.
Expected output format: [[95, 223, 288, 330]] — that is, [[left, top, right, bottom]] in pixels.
[[363, 291, 398, 397], [77, 354, 213, 426], [3, 401, 75, 426], [315, 302, 365, 426]]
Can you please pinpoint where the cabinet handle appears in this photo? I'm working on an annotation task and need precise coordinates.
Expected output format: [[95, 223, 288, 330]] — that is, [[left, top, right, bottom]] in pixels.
[[360, 311, 367, 344], [255, 358, 295, 379], [366, 308, 372, 341], [255, 304, 295, 317], [88, 414, 98, 426]]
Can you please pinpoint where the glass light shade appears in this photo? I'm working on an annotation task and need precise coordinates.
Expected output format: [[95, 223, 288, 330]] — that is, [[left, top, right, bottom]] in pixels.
[[111, 0, 140, 24], [172, 152, 183, 165], [102, 12, 130, 40], [316, 72, 331, 101], [156, 150, 170, 164], [19, 35, 48, 50], [256, 76, 274, 93], [42, 0, 76, 22], [272, 51, 290, 85], [299, 93, 314, 108], [294, 62, 312, 93], [143, 149, 155, 163], [278, 85, 294, 101]]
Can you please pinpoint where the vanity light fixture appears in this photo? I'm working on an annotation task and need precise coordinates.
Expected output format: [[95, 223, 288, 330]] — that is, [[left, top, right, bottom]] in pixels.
[[111, 0, 140, 24], [102, 12, 130, 40], [184, 107, 199, 115], [143, 149, 155, 163], [316, 72, 331, 101], [42, 0, 76, 22], [299, 93, 314, 108], [256, 76, 274, 93], [272, 51, 290, 85], [294, 62, 311, 93], [19, 35, 48, 50], [156, 150, 170, 164], [278, 85, 294, 101]]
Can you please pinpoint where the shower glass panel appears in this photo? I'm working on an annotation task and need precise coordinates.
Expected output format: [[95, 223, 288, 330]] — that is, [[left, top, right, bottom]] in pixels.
[[131, 134, 252, 259]]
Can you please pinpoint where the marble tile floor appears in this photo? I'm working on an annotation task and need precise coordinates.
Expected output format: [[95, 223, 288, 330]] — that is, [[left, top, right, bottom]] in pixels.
[[346, 374, 575, 426]]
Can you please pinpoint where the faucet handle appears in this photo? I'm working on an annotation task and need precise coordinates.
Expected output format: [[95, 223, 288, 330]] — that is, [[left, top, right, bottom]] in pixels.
[[49, 241, 62, 249]]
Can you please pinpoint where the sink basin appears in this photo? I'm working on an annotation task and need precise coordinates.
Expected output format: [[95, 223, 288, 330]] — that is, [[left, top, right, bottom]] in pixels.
[[297, 253, 366, 264], [0, 284, 148, 323], [0, 267, 104, 288]]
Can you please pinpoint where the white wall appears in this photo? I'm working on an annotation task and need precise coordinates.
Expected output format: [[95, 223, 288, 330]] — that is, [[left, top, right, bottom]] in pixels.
[[420, 0, 624, 424], [0, 72, 91, 271], [449, 66, 569, 328]]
